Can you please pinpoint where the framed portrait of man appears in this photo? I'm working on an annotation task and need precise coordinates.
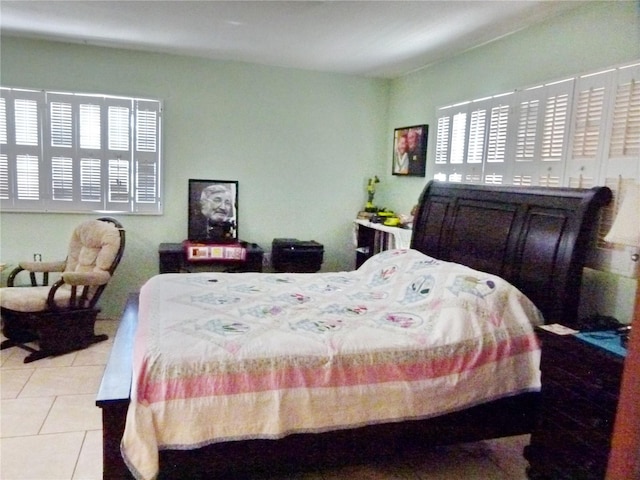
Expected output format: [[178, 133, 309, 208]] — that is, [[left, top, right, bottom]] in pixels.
[[392, 124, 428, 177], [188, 179, 238, 242]]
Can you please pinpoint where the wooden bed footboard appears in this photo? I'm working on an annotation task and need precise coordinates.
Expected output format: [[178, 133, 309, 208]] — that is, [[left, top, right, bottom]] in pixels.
[[96, 294, 136, 479]]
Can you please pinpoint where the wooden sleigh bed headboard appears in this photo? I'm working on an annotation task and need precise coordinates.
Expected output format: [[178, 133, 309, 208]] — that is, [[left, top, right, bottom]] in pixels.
[[97, 180, 612, 479], [411, 181, 612, 327]]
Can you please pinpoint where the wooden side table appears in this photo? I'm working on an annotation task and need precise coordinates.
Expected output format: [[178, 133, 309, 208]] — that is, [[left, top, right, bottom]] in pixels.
[[525, 327, 626, 479]]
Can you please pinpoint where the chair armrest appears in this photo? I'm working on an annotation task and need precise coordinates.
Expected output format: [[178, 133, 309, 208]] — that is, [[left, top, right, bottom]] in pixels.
[[7, 261, 67, 287], [61, 271, 111, 286], [18, 261, 66, 273]]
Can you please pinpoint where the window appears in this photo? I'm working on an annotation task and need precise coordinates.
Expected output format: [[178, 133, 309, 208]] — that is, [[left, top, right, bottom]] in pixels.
[[433, 61, 640, 189], [433, 60, 640, 276], [0, 87, 162, 214]]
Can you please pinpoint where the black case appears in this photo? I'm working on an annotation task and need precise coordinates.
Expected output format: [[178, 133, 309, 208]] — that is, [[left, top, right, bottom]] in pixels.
[[272, 238, 324, 273]]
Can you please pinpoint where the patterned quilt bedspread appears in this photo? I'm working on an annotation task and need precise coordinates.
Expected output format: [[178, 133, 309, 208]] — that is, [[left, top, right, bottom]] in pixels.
[[121, 249, 543, 479]]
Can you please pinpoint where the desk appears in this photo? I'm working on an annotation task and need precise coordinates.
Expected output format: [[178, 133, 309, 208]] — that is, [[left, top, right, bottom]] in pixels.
[[158, 242, 264, 273]]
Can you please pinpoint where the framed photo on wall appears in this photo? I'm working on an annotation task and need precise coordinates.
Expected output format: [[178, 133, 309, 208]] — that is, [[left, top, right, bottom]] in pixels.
[[188, 179, 238, 242], [392, 124, 428, 177]]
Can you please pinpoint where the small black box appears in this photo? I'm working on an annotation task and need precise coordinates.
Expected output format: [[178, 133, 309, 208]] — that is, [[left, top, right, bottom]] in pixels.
[[272, 238, 324, 273]]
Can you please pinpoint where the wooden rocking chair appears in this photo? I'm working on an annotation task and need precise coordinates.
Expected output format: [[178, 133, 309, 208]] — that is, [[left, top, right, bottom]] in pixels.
[[0, 217, 125, 363]]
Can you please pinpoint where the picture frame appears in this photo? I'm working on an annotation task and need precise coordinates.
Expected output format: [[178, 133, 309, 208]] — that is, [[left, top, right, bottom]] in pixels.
[[188, 179, 239, 242], [392, 124, 428, 177]]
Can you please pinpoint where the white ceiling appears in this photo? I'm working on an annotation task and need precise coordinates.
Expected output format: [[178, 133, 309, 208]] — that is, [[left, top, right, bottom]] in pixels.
[[0, 0, 583, 78]]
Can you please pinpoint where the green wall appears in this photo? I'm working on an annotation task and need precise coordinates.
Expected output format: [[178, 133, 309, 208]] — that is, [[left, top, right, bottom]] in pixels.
[[1, 1, 639, 321], [0, 38, 390, 317]]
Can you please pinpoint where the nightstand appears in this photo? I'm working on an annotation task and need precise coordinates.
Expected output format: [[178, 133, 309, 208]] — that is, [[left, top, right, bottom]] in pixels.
[[525, 327, 626, 479]]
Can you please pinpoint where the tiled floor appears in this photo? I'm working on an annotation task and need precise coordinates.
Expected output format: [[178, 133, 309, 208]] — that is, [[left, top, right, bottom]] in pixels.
[[1, 319, 531, 480]]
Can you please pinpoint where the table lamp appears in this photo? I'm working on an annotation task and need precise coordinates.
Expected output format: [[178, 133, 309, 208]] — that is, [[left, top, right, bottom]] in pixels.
[[604, 182, 640, 480]]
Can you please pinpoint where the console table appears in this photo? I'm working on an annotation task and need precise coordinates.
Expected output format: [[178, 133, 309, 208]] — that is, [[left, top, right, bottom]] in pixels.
[[158, 242, 264, 273]]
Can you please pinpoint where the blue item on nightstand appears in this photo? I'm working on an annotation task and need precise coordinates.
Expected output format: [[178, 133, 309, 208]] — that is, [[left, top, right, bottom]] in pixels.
[[575, 330, 627, 358]]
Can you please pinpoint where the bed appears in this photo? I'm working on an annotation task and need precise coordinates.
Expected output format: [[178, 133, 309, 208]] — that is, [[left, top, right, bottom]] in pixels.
[[97, 181, 612, 479]]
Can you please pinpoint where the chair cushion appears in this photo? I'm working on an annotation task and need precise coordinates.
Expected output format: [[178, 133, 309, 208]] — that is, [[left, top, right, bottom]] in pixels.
[[66, 220, 121, 274], [0, 285, 72, 312]]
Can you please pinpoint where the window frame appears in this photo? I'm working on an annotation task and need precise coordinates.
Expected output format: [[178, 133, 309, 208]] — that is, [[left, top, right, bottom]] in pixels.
[[0, 87, 163, 215]]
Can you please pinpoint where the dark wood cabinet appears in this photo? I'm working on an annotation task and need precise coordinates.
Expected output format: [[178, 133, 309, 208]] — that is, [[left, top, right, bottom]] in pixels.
[[525, 328, 626, 480], [158, 242, 264, 274]]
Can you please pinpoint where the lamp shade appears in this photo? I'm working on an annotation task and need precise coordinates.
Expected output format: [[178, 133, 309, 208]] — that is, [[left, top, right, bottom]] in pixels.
[[604, 183, 640, 248]]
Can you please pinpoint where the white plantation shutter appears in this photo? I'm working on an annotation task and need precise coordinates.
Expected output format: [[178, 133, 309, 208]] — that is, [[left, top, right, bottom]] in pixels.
[[610, 81, 640, 157], [509, 79, 573, 186], [541, 91, 571, 163], [133, 100, 161, 210], [609, 64, 640, 161], [566, 70, 614, 189], [433, 105, 470, 183], [430, 60, 639, 275], [50, 101, 73, 147], [515, 98, 539, 162], [0, 97, 7, 145], [0, 89, 44, 209], [15, 99, 39, 146], [51, 156, 73, 201], [80, 158, 101, 202], [434, 94, 515, 185], [108, 158, 130, 203], [450, 111, 467, 165], [79, 103, 102, 150], [486, 104, 509, 163], [108, 106, 130, 151], [467, 108, 486, 164], [482, 94, 514, 185], [573, 85, 606, 158], [0, 87, 162, 214], [16, 154, 39, 200], [433, 115, 451, 181], [434, 115, 450, 165], [0, 154, 8, 200], [0, 97, 8, 200], [103, 97, 129, 211], [591, 63, 640, 276]]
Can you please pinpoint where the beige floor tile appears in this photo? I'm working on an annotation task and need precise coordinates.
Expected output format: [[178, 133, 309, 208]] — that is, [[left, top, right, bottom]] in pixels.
[[1, 347, 78, 369], [407, 445, 508, 480], [0, 368, 34, 399], [0, 431, 85, 479], [19, 365, 105, 398], [0, 396, 54, 437], [41, 394, 102, 434], [1, 344, 17, 367], [73, 430, 103, 480], [72, 340, 113, 367], [323, 463, 419, 479], [481, 435, 530, 479], [94, 320, 119, 338]]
